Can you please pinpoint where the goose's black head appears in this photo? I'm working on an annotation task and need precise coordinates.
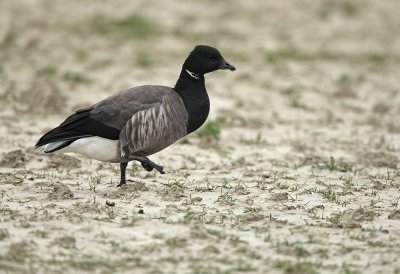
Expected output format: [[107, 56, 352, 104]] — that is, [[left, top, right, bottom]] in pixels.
[[183, 45, 236, 75]]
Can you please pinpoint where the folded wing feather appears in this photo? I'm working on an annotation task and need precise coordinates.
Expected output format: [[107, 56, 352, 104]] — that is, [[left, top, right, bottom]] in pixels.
[[119, 90, 188, 157]]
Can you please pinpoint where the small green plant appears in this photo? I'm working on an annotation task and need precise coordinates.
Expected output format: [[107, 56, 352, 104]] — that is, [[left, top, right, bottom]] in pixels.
[[244, 206, 262, 213], [273, 260, 318, 274], [328, 211, 344, 224], [30, 230, 48, 238], [319, 156, 353, 172], [282, 87, 309, 110], [37, 66, 58, 77], [265, 47, 312, 64], [338, 0, 362, 17], [52, 235, 76, 249], [196, 117, 226, 141], [136, 51, 155, 68], [0, 31, 16, 50], [62, 71, 92, 84], [165, 237, 187, 248], [0, 228, 9, 240]]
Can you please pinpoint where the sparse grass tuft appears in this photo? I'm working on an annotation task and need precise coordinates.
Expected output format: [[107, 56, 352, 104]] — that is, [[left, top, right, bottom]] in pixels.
[[165, 237, 187, 248], [273, 260, 318, 274], [91, 15, 161, 39], [30, 230, 48, 238], [328, 211, 344, 224], [62, 71, 92, 84], [318, 157, 353, 172], [0, 229, 9, 240], [6, 241, 34, 263], [37, 66, 58, 77], [196, 117, 226, 141], [265, 47, 393, 65], [0, 31, 17, 50], [52, 235, 76, 249], [282, 87, 309, 110]]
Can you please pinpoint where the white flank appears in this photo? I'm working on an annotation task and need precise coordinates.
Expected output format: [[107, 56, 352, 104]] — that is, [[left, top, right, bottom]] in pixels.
[[52, 137, 120, 162]]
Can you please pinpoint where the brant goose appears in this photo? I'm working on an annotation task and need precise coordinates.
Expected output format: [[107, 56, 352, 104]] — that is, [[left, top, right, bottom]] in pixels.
[[36, 45, 236, 187]]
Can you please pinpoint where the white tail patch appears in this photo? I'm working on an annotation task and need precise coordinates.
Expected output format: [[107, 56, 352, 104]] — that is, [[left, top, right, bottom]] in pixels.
[[43, 141, 69, 153], [45, 137, 121, 163]]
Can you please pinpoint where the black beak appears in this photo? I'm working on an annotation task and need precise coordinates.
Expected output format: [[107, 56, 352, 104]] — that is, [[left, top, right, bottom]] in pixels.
[[219, 59, 236, 71]]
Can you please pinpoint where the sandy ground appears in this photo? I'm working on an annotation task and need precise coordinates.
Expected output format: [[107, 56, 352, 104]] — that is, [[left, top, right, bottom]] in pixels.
[[1, 0, 400, 273]]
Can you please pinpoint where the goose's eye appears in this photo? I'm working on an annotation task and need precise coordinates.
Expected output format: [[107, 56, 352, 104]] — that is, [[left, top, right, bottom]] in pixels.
[[208, 55, 215, 60]]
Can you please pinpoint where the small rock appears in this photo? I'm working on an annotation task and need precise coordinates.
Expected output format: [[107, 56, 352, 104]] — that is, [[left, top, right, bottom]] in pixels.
[[0, 150, 27, 168], [388, 210, 400, 220], [138, 209, 144, 214], [106, 200, 115, 207]]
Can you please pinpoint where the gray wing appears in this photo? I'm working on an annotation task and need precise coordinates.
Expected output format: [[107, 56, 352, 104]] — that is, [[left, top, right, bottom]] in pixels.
[[119, 90, 188, 157], [90, 85, 169, 130]]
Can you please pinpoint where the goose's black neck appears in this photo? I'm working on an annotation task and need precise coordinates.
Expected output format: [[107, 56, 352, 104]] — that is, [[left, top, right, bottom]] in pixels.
[[174, 68, 210, 134]]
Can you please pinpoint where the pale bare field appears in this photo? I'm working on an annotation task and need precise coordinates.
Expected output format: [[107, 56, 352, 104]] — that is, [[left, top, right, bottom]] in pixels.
[[1, 0, 400, 273]]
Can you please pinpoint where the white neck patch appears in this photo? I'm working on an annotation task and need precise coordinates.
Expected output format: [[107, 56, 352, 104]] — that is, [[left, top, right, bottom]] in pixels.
[[185, 69, 200, 80]]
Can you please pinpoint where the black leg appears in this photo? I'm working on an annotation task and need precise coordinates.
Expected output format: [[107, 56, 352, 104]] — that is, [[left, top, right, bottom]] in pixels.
[[141, 162, 154, 172], [117, 162, 128, 187], [129, 156, 165, 174]]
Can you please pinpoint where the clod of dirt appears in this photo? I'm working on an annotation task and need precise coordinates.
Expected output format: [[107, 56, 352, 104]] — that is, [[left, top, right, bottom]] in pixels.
[[334, 87, 357, 99], [271, 192, 289, 201], [129, 181, 148, 192], [183, 196, 203, 205], [118, 181, 148, 192], [0, 150, 28, 168], [7, 240, 36, 260], [339, 208, 376, 226], [25, 147, 43, 157], [47, 154, 81, 169], [191, 197, 202, 203], [104, 182, 148, 199], [241, 212, 264, 222], [51, 236, 76, 249], [372, 181, 388, 190], [138, 209, 144, 214], [234, 185, 250, 195], [202, 244, 220, 255], [47, 183, 74, 200], [0, 172, 25, 185], [74, 203, 101, 214], [160, 185, 186, 201], [19, 77, 66, 114], [298, 154, 325, 167], [388, 122, 400, 133], [373, 102, 391, 115], [388, 210, 400, 220], [359, 151, 399, 169]]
